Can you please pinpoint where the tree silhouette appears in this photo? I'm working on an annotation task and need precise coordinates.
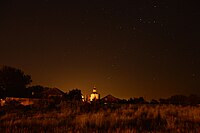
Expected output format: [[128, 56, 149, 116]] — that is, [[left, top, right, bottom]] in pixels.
[[187, 94, 200, 105], [0, 66, 32, 97], [28, 85, 45, 98], [134, 97, 145, 104], [66, 89, 82, 101], [168, 95, 187, 105]]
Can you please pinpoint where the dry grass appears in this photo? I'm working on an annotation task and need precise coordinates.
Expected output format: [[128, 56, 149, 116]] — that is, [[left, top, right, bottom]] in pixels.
[[0, 103, 200, 132]]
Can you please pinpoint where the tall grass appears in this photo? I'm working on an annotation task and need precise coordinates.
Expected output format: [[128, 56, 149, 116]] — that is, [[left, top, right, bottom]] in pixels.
[[0, 103, 200, 132]]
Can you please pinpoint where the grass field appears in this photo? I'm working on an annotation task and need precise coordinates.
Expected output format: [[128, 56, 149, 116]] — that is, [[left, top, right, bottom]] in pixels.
[[0, 102, 200, 132]]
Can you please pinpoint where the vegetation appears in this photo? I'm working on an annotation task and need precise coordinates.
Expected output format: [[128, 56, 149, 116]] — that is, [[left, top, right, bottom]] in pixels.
[[0, 101, 200, 132], [0, 66, 32, 98], [1, 66, 200, 132], [64, 89, 82, 102]]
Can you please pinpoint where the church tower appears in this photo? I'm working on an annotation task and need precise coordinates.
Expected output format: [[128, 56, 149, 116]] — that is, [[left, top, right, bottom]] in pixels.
[[90, 86, 100, 101]]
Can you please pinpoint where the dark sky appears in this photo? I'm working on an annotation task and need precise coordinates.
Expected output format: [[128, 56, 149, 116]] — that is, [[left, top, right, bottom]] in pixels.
[[0, 0, 200, 100]]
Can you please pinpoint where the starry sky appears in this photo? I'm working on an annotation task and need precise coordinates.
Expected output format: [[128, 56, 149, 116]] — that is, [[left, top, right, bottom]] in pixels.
[[0, 0, 200, 100]]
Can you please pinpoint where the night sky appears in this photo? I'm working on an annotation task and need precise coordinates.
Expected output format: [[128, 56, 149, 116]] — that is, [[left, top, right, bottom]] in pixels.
[[0, 0, 200, 100]]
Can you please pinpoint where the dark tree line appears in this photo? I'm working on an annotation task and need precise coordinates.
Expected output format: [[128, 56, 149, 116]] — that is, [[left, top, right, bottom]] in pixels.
[[159, 94, 200, 105], [1, 66, 200, 106], [64, 89, 82, 101], [120, 95, 200, 106], [0, 66, 82, 100], [0, 66, 32, 98]]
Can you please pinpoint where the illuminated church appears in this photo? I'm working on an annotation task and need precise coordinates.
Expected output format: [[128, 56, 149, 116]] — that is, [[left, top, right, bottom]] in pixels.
[[90, 86, 100, 101]]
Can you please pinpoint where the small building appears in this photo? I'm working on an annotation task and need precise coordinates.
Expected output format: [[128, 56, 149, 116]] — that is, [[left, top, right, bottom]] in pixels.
[[81, 95, 85, 102], [31, 87, 65, 98], [41, 88, 64, 98], [90, 86, 100, 101], [0, 99, 6, 106], [101, 94, 120, 104], [0, 88, 65, 106]]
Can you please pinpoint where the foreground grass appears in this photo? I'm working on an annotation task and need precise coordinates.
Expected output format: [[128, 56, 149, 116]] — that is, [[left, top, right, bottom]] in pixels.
[[0, 103, 200, 132]]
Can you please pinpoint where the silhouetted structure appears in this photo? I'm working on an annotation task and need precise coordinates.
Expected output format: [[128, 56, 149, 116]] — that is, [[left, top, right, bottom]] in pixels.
[[29, 86, 64, 98], [101, 94, 120, 104], [90, 86, 100, 101], [150, 99, 159, 104]]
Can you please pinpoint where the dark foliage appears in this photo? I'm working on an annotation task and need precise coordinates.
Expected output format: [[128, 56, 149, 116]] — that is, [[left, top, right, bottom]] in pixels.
[[159, 94, 200, 105], [150, 99, 159, 104], [127, 97, 147, 104], [0, 66, 32, 97], [27, 85, 45, 98], [64, 89, 82, 102]]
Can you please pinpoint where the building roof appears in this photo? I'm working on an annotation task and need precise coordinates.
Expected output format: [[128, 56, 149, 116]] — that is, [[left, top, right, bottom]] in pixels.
[[31, 87, 65, 98], [42, 88, 65, 97], [101, 94, 121, 103]]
